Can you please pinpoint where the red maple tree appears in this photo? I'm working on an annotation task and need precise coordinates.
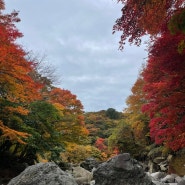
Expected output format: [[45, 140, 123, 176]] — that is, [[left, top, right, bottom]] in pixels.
[[113, 0, 185, 49], [142, 28, 185, 151]]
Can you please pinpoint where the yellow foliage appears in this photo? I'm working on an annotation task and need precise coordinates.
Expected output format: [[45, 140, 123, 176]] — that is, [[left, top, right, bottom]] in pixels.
[[52, 103, 64, 116], [61, 143, 103, 163], [36, 153, 49, 163], [0, 120, 30, 144], [81, 126, 89, 135], [4, 106, 29, 115]]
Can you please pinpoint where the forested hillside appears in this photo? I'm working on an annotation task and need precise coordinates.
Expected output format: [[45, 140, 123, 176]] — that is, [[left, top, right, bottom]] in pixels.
[[85, 108, 123, 158]]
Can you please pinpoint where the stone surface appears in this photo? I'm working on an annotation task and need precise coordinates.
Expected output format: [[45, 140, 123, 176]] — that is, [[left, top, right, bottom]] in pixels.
[[159, 161, 168, 171], [80, 158, 100, 172], [153, 157, 166, 164], [150, 172, 167, 180], [152, 181, 166, 185], [176, 176, 184, 183], [93, 153, 154, 185], [8, 162, 78, 185], [113, 153, 134, 170], [148, 160, 161, 173], [149, 173, 184, 185], [161, 174, 178, 183], [177, 179, 185, 185], [71, 166, 93, 185], [90, 180, 95, 185]]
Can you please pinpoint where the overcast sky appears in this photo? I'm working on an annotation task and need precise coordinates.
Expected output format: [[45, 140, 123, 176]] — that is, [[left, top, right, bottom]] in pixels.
[[5, 0, 147, 112]]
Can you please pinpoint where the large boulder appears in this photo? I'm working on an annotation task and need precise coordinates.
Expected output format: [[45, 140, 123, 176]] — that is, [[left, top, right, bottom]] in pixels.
[[8, 162, 78, 185], [93, 153, 154, 185], [178, 179, 185, 185]]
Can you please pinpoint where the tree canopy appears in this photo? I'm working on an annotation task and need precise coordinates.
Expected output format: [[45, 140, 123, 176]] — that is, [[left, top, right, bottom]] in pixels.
[[114, 0, 185, 152], [142, 27, 185, 151], [114, 0, 185, 49]]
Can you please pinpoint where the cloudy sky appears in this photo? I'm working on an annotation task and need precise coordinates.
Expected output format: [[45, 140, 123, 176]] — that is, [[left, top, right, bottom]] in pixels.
[[5, 0, 147, 112]]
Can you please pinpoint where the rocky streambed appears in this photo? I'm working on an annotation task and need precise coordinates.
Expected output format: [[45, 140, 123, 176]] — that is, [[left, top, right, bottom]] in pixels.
[[6, 153, 185, 185]]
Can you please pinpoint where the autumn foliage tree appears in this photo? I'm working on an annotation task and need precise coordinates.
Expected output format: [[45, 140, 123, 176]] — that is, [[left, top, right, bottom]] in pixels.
[[61, 143, 103, 163], [125, 75, 151, 148], [49, 88, 89, 145], [22, 101, 64, 161], [95, 137, 107, 152], [114, 0, 185, 153], [142, 28, 185, 151], [108, 120, 140, 157], [0, 1, 42, 145], [108, 78, 151, 158], [114, 0, 185, 49]]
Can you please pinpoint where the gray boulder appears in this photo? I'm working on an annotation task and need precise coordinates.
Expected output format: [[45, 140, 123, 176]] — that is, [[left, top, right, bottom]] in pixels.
[[93, 153, 154, 185], [71, 166, 93, 185], [8, 162, 78, 185], [161, 174, 178, 183], [80, 158, 100, 172], [178, 179, 185, 185], [150, 172, 167, 181]]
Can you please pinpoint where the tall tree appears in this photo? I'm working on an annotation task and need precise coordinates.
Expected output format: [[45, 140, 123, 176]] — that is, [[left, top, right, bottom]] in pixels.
[[49, 88, 89, 144], [142, 28, 185, 151], [125, 76, 150, 147], [21, 101, 64, 162], [0, 0, 42, 144]]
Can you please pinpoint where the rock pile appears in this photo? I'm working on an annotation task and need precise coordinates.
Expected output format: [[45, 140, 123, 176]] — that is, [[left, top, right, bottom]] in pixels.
[[7, 153, 185, 185]]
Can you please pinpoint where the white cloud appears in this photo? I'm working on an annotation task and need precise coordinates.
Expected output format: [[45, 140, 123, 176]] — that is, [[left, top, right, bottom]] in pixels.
[[4, 0, 147, 112]]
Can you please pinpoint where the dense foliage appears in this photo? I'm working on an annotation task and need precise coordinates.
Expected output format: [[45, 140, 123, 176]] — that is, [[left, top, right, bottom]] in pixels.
[[114, 0, 185, 152], [108, 76, 151, 159], [142, 27, 185, 151], [85, 109, 123, 157]]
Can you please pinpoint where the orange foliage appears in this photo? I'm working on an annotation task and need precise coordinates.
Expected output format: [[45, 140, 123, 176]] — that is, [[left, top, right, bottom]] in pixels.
[[49, 88, 83, 114], [95, 137, 107, 152], [0, 1, 42, 103], [4, 106, 29, 115], [49, 88, 86, 127], [0, 1, 42, 145], [0, 120, 30, 144], [48, 88, 89, 143]]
